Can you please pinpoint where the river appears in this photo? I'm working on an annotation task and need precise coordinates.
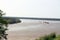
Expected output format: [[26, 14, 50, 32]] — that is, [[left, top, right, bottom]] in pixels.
[[7, 19, 60, 40]]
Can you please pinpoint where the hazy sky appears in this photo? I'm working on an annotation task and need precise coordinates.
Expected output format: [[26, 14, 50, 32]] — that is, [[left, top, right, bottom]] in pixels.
[[0, 0, 60, 18]]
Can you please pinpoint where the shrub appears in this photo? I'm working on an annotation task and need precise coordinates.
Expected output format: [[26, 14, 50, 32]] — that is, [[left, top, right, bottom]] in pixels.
[[49, 32, 56, 38], [54, 35, 60, 40], [35, 32, 56, 40]]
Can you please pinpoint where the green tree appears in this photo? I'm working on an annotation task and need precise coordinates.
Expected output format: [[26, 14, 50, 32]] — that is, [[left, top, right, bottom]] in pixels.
[[0, 10, 8, 40]]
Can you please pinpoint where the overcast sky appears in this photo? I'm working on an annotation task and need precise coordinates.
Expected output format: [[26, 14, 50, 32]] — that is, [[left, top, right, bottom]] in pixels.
[[0, 0, 60, 18]]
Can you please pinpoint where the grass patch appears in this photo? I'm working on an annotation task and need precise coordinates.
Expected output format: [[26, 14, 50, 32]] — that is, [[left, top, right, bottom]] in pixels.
[[35, 32, 60, 40], [36, 33, 56, 40], [54, 35, 60, 40]]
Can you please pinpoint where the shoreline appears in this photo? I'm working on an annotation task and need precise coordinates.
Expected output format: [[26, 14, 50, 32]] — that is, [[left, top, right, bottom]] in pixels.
[[7, 20, 60, 40]]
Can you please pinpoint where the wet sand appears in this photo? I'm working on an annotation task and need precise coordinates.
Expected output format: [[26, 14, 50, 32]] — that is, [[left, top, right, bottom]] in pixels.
[[7, 20, 60, 40]]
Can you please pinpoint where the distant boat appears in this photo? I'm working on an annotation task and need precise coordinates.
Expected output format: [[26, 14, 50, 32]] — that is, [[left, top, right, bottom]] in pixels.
[[43, 22, 49, 24]]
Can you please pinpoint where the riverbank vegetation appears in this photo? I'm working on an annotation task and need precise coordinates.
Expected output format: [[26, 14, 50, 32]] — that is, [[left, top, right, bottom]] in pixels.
[[35, 33, 60, 40], [0, 10, 8, 40]]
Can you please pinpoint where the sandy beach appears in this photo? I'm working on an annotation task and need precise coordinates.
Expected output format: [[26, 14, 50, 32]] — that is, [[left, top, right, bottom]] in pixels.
[[7, 20, 60, 40]]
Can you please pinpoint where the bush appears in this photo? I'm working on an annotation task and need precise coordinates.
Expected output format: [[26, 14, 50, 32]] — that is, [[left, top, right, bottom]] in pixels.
[[35, 32, 56, 40], [54, 35, 60, 40], [49, 32, 56, 38]]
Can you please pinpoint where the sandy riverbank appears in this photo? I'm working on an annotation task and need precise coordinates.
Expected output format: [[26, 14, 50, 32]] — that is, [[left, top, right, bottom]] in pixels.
[[6, 20, 60, 40]]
